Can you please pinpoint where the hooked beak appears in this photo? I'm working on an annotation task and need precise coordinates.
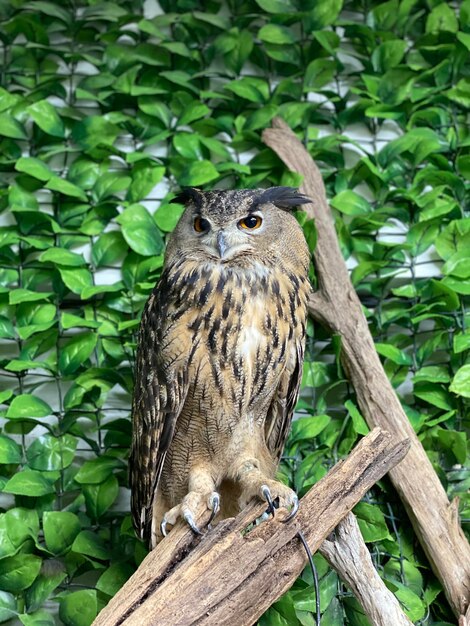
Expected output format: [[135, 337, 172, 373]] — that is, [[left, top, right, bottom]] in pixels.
[[216, 231, 228, 258]]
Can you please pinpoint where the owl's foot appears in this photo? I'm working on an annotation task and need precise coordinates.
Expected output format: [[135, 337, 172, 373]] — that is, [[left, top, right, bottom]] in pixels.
[[160, 490, 221, 538], [260, 481, 299, 523]]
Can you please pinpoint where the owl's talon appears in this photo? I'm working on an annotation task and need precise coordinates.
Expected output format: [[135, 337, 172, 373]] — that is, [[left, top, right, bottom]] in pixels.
[[184, 511, 202, 536], [261, 484, 276, 518], [160, 518, 168, 538], [208, 492, 220, 527], [281, 494, 299, 523]]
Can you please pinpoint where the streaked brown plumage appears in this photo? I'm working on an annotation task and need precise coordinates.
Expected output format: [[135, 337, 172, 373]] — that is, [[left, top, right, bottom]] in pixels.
[[130, 187, 311, 547]]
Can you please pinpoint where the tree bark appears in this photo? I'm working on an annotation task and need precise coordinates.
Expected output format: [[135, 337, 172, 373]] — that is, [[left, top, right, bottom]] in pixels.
[[320, 513, 414, 626], [262, 117, 470, 621], [93, 428, 409, 626]]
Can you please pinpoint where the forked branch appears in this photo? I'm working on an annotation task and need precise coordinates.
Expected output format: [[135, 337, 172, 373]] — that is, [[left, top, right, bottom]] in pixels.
[[93, 429, 409, 626], [262, 117, 470, 621]]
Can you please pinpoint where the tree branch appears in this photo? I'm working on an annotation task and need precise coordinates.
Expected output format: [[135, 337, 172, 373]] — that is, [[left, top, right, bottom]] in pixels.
[[320, 513, 414, 626], [262, 117, 470, 620], [93, 429, 409, 626]]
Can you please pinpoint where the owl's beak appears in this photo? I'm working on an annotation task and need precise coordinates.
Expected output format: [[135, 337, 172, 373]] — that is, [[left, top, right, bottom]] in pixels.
[[216, 231, 228, 258]]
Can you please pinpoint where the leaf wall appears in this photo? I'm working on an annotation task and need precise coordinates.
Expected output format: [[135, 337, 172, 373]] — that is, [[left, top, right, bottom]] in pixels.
[[0, 0, 468, 624]]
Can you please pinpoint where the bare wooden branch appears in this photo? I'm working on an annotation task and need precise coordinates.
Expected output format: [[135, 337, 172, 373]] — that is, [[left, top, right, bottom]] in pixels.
[[320, 513, 413, 626], [262, 117, 470, 620], [93, 428, 409, 626]]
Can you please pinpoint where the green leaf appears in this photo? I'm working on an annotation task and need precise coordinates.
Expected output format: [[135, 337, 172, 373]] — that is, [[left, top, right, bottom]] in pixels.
[[127, 164, 165, 203], [116, 204, 164, 256], [74, 456, 122, 484], [25, 570, 67, 614], [330, 190, 371, 215], [0, 390, 13, 405], [254, 0, 296, 12], [436, 429, 467, 465], [375, 343, 412, 366], [310, 0, 343, 28], [60, 313, 100, 330], [435, 219, 470, 261], [83, 474, 119, 519], [0, 509, 39, 559], [178, 102, 210, 126], [414, 366, 450, 384], [0, 315, 15, 339], [39, 248, 86, 266], [426, 3, 458, 33], [454, 331, 470, 354], [43, 511, 81, 555], [155, 202, 185, 232], [9, 289, 53, 305], [15, 157, 53, 181], [371, 40, 407, 73], [259, 24, 297, 44], [59, 332, 97, 375], [59, 590, 98, 626], [3, 470, 56, 496], [58, 267, 93, 295], [179, 160, 219, 186], [92, 172, 132, 201], [6, 394, 52, 419], [0, 591, 17, 622], [224, 78, 268, 103], [96, 563, 134, 597], [354, 502, 392, 542], [414, 383, 454, 410], [45, 176, 88, 201], [442, 250, 470, 279], [26, 434, 77, 471], [27, 100, 65, 137], [385, 580, 426, 621], [290, 415, 331, 441], [304, 59, 336, 90], [71, 530, 108, 560], [0, 435, 22, 464], [0, 554, 42, 592], [91, 231, 126, 267], [302, 362, 331, 387], [449, 365, 470, 399], [72, 116, 120, 153], [0, 113, 27, 139], [20, 609, 56, 626], [345, 400, 369, 436]]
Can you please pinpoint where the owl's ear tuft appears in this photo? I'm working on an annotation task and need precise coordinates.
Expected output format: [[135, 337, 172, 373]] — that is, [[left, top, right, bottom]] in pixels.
[[255, 187, 311, 211], [171, 187, 203, 208]]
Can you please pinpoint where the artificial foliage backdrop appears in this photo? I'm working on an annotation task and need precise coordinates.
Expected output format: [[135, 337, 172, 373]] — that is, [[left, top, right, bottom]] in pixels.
[[0, 0, 469, 624]]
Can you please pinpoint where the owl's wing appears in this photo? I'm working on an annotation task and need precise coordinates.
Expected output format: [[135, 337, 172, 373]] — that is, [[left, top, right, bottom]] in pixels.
[[129, 284, 189, 542], [265, 339, 304, 462]]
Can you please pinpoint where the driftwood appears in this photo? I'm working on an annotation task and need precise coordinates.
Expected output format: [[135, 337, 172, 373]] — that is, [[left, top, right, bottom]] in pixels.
[[320, 512, 414, 626], [94, 428, 409, 626], [262, 117, 470, 622]]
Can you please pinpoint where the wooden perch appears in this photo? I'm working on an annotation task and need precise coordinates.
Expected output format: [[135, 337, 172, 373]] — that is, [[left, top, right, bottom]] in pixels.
[[320, 513, 413, 626], [94, 428, 409, 626], [262, 117, 470, 621]]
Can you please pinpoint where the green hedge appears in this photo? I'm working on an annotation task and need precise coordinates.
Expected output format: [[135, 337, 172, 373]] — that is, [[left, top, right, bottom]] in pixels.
[[0, 1, 468, 624]]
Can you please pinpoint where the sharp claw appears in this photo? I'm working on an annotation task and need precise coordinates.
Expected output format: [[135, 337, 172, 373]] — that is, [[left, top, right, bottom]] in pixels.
[[184, 511, 202, 536], [160, 518, 168, 538], [261, 485, 276, 518], [281, 495, 299, 523], [208, 492, 220, 527]]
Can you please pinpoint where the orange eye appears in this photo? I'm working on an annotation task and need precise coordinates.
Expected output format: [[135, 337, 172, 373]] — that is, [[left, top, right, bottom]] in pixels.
[[194, 216, 210, 233], [238, 215, 263, 230]]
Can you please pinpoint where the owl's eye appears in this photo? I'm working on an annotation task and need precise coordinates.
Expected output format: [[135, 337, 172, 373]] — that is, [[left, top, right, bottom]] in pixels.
[[193, 216, 210, 233], [238, 215, 263, 230]]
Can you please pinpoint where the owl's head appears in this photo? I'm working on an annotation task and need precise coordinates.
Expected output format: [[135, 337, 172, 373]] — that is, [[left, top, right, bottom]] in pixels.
[[166, 187, 311, 266]]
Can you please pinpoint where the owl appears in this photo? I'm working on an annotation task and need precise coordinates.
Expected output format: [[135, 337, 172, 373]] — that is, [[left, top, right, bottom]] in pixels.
[[130, 187, 311, 548]]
